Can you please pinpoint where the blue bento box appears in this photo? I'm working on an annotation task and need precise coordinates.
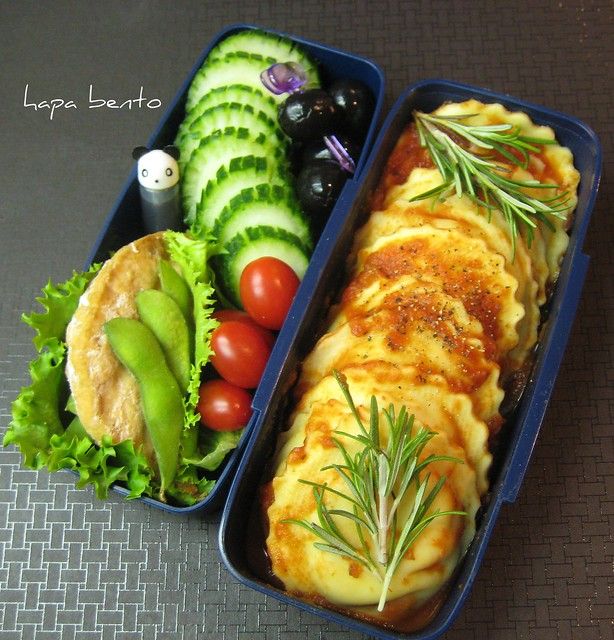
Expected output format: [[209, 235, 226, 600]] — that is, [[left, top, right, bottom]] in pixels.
[[218, 79, 602, 637], [79, 24, 384, 513]]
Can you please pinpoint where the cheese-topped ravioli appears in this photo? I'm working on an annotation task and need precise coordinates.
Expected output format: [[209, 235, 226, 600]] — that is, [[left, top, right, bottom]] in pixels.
[[290, 362, 491, 494], [264, 99, 579, 629], [353, 188, 540, 373], [299, 284, 503, 426], [267, 391, 481, 609], [421, 100, 578, 287], [380, 100, 579, 293], [352, 225, 525, 361]]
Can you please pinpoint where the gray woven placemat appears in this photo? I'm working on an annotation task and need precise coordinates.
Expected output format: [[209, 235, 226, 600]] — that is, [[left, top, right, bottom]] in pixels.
[[1, 1, 612, 639]]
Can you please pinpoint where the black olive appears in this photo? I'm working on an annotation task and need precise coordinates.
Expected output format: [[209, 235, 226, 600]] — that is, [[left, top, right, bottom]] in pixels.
[[328, 78, 375, 141], [300, 134, 362, 167], [278, 89, 340, 142], [296, 160, 348, 231]]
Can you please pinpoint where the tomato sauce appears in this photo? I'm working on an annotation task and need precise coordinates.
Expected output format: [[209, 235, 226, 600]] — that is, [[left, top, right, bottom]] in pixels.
[[371, 119, 564, 214], [371, 125, 433, 210]]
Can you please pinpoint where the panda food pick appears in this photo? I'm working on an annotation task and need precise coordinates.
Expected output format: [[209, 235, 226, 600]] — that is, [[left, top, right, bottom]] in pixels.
[[133, 145, 182, 233]]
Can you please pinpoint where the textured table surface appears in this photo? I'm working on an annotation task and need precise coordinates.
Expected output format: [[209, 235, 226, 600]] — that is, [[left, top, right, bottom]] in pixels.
[[1, 1, 613, 639]]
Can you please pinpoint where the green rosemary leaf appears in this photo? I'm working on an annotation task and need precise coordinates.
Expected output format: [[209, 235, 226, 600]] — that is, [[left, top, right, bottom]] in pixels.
[[415, 453, 465, 474], [409, 110, 569, 242], [370, 395, 379, 448], [313, 542, 371, 568], [333, 370, 369, 438], [407, 181, 452, 202], [298, 478, 369, 519], [327, 508, 373, 530]]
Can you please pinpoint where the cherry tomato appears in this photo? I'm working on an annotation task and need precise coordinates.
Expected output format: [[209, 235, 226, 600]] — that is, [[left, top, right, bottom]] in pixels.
[[210, 320, 272, 388], [212, 309, 275, 348], [197, 379, 252, 431], [239, 257, 301, 330]]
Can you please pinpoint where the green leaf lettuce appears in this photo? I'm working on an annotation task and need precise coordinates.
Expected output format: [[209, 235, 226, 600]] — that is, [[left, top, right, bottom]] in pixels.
[[3, 233, 242, 507]]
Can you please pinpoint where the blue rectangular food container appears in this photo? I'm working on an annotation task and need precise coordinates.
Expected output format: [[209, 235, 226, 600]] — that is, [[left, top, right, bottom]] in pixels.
[[74, 24, 385, 513], [219, 79, 602, 637]]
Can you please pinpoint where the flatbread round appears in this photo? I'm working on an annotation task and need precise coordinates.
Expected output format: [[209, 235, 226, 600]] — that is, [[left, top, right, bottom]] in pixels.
[[65, 232, 168, 463]]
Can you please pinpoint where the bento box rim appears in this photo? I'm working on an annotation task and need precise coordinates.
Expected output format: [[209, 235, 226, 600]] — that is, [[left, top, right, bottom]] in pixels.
[[76, 23, 384, 513], [218, 78, 602, 637]]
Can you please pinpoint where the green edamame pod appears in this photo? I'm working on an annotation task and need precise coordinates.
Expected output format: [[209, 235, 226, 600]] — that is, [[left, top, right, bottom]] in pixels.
[[104, 317, 184, 499], [136, 289, 191, 394], [159, 260, 193, 324]]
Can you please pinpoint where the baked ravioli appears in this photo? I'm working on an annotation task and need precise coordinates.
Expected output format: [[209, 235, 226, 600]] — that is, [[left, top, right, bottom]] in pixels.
[[262, 100, 579, 629]]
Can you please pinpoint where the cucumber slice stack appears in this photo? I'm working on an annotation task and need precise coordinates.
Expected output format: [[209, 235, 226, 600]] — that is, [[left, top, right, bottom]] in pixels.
[[176, 29, 321, 306]]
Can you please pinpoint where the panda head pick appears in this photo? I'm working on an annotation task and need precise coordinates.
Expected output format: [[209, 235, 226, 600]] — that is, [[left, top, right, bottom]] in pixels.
[[132, 145, 180, 191]]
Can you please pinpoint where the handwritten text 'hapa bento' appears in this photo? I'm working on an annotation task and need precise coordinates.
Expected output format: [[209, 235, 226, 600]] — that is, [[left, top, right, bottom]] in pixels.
[[23, 84, 162, 120]]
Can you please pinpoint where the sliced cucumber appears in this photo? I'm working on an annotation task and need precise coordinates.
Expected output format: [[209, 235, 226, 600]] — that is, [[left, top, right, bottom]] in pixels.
[[193, 156, 292, 233], [214, 185, 311, 247], [208, 29, 320, 88], [186, 52, 282, 112], [215, 225, 311, 306], [178, 102, 285, 168], [181, 128, 286, 222], [176, 84, 278, 148]]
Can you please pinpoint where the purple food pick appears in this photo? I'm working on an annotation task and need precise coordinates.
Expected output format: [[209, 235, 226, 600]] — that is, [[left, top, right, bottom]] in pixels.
[[324, 135, 356, 174], [260, 62, 307, 95]]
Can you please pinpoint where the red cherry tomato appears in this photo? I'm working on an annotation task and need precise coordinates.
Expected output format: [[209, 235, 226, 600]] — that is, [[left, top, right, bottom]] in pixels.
[[197, 379, 252, 431], [212, 309, 275, 348], [239, 257, 301, 330], [210, 320, 272, 388]]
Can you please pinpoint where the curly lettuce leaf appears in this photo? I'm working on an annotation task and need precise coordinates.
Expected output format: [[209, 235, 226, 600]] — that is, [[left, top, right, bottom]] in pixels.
[[24, 264, 102, 351], [164, 231, 219, 457], [162, 231, 246, 504], [3, 339, 67, 468], [184, 429, 243, 471], [165, 465, 215, 506], [3, 266, 153, 501], [46, 427, 153, 500]]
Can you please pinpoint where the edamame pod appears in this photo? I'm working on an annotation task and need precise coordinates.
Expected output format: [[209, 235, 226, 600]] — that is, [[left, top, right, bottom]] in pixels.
[[159, 260, 193, 324], [136, 289, 192, 394], [104, 317, 184, 499]]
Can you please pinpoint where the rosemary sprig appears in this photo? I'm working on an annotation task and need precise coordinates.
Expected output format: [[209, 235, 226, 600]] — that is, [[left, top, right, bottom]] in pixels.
[[409, 110, 571, 248], [283, 371, 465, 611]]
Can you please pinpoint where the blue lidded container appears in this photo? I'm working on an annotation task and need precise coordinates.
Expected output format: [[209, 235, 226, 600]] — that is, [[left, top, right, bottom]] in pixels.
[[218, 80, 602, 637], [78, 24, 385, 513]]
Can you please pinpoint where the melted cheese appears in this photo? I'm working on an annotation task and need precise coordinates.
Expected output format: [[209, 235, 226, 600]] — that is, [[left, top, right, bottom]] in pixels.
[[435, 102, 579, 291], [292, 362, 491, 494], [354, 188, 539, 373], [351, 225, 525, 361]]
